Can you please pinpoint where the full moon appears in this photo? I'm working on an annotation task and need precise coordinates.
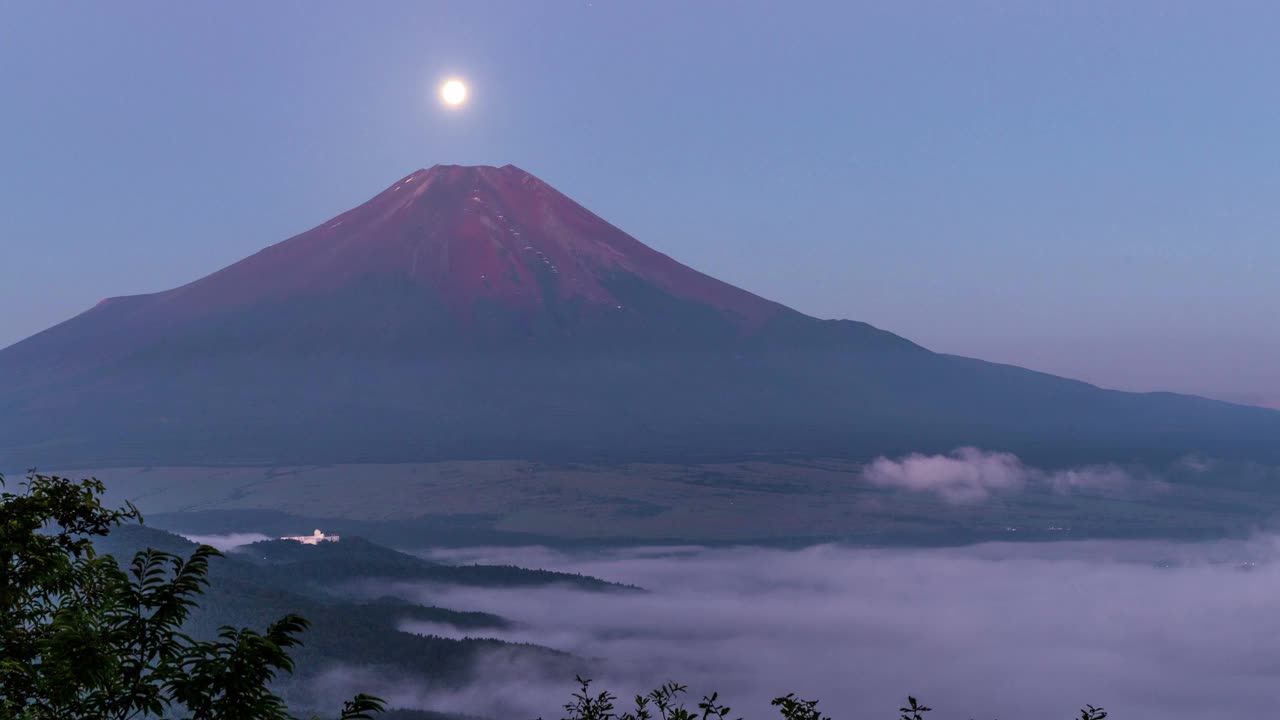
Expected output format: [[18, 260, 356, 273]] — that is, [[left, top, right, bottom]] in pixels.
[[440, 79, 468, 106]]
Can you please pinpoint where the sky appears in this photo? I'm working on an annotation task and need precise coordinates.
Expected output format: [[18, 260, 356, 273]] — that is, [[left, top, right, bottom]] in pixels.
[[1, 2, 1276, 407]]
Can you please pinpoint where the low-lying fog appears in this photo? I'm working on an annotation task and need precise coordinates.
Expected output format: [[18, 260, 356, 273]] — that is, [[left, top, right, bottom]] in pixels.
[[300, 539, 1280, 719]]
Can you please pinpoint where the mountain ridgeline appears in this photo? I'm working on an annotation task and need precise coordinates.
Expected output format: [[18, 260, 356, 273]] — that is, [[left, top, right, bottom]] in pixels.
[[1, 164, 1277, 468], [88, 523, 600, 713]]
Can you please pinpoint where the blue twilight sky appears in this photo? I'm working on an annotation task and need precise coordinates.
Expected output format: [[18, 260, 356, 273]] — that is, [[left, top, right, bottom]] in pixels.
[[1, 2, 1276, 407]]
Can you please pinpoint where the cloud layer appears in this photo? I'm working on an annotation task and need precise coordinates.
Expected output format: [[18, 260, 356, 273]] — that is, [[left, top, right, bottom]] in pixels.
[[308, 539, 1280, 719], [178, 532, 273, 550], [862, 447, 1145, 503]]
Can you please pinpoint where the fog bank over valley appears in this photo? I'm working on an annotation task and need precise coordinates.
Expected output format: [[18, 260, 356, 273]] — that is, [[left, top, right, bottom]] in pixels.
[[270, 539, 1280, 719]]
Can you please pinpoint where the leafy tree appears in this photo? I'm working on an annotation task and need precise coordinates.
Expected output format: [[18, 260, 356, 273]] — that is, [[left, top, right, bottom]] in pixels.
[[0, 471, 383, 720], [897, 697, 931, 720], [770, 694, 828, 720], [554, 678, 1107, 720]]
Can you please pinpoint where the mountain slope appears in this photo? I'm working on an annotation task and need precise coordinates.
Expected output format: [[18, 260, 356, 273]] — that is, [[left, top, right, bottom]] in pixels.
[[1, 165, 1277, 468], [1, 165, 908, 370]]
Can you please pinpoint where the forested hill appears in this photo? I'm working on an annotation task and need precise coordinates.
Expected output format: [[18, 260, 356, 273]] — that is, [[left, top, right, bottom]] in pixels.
[[244, 535, 637, 591], [91, 525, 618, 718]]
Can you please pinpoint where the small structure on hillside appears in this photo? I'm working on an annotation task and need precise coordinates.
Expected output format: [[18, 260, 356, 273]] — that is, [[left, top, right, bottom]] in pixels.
[[281, 529, 339, 545]]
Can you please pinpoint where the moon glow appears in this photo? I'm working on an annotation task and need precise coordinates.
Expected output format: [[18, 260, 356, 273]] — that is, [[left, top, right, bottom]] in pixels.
[[441, 79, 468, 106]]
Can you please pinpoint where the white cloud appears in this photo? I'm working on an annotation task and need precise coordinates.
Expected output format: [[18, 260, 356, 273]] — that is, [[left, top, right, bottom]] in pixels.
[[862, 447, 1140, 503], [178, 532, 272, 550], [862, 447, 1027, 503]]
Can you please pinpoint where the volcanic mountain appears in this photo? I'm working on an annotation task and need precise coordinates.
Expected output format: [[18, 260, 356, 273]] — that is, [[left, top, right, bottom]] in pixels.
[[1, 164, 1277, 467]]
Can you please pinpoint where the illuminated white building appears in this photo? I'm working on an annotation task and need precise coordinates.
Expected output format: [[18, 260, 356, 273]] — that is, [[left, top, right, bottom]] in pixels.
[[281, 529, 339, 545]]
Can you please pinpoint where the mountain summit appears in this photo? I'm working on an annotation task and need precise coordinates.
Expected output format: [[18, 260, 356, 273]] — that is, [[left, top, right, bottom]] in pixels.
[[3, 164, 906, 372], [149, 164, 789, 336], [1, 166, 1277, 467]]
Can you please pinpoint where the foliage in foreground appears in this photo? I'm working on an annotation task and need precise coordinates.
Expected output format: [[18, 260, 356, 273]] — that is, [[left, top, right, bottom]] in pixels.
[[553, 677, 1108, 720], [0, 470, 382, 720]]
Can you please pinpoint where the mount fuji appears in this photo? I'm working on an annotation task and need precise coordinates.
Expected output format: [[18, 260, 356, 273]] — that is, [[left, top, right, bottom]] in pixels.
[[2, 165, 1276, 468]]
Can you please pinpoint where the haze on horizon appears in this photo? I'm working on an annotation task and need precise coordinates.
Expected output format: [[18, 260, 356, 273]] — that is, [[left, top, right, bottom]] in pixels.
[[1, 3, 1276, 409]]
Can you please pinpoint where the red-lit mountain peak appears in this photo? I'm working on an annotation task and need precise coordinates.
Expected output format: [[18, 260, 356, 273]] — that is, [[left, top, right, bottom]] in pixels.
[[155, 164, 785, 330], [0, 165, 810, 377]]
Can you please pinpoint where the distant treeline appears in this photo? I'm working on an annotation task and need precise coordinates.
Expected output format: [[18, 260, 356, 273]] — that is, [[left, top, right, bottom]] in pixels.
[[544, 676, 1107, 720]]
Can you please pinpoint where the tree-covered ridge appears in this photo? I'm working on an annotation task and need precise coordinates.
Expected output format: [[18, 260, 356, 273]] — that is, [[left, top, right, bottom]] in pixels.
[[92, 525, 580, 689], [96, 526, 514, 631], [240, 535, 638, 592]]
